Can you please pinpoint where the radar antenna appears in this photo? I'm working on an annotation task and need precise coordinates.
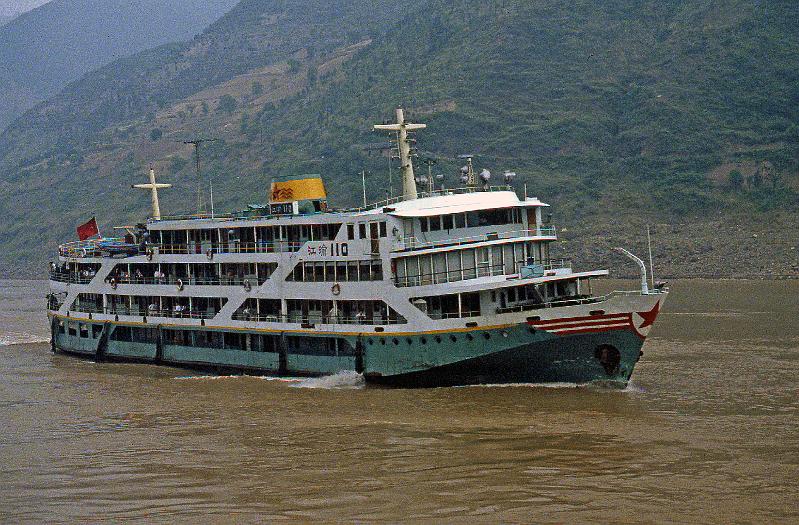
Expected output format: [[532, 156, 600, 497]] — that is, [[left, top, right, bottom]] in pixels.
[[374, 108, 426, 201]]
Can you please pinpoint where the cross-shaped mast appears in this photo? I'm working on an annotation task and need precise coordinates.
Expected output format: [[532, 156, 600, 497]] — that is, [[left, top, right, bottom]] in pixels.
[[374, 108, 426, 201], [132, 166, 171, 220]]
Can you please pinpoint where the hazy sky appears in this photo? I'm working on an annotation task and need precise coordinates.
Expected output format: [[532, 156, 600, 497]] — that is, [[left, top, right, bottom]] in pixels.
[[0, 0, 49, 17]]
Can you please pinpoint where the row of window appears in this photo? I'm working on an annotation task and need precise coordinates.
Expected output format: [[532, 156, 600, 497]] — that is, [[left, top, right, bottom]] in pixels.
[[287, 260, 384, 282], [418, 208, 523, 233]]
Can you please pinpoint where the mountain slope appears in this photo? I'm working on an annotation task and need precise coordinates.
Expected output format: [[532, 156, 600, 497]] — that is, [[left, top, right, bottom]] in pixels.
[[0, 0, 240, 131], [0, 0, 798, 277]]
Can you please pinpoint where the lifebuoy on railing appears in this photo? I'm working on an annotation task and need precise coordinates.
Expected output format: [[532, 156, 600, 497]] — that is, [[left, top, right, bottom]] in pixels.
[[331, 283, 341, 296], [206, 249, 214, 260], [176, 279, 184, 291], [146, 249, 154, 261], [243, 279, 252, 292], [110, 278, 117, 289]]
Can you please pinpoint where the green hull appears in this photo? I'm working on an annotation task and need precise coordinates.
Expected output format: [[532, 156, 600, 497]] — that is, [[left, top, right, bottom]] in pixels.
[[52, 320, 644, 386]]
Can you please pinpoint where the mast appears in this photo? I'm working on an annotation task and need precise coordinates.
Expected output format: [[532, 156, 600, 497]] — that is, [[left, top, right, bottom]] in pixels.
[[374, 108, 426, 201], [132, 166, 172, 220]]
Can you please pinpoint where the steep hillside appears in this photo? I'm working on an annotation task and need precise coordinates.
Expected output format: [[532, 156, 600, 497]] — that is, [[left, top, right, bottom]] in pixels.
[[0, 0, 798, 277], [0, 0, 240, 130]]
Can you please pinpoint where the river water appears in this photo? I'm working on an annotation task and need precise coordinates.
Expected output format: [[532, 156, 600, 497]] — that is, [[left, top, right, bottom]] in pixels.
[[1, 279, 797, 523]]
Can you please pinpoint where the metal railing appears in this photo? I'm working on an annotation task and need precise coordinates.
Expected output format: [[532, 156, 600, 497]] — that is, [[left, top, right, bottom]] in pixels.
[[109, 275, 265, 286], [394, 264, 506, 287], [231, 312, 406, 325], [69, 304, 218, 320], [393, 259, 572, 288], [58, 239, 307, 259], [494, 290, 651, 314], [48, 270, 94, 284], [394, 227, 556, 252], [425, 310, 481, 320]]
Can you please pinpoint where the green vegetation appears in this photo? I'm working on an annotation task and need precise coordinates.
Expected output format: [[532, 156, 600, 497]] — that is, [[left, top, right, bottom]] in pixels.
[[217, 95, 238, 115], [0, 0, 240, 131], [0, 0, 797, 277]]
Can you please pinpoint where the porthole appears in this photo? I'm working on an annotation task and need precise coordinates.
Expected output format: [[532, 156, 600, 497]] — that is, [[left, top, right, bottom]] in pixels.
[[449, 335, 457, 343], [435, 336, 442, 344], [483, 332, 491, 340], [380, 338, 386, 345], [393, 338, 399, 345], [407, 338, 413, 345], [420, 337, 427, 344], [466, 334, 474, 341], [368, 339, 374, 345]]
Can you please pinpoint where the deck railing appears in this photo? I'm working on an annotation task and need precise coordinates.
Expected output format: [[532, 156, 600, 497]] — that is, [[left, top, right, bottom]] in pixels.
[[58, 239, 306, 259], [394, 227, 556, 252], [68, 304, 218, 320], [394, 259, 572, 288], [48, 270, 94, 284], [230, 312, 406, 325]]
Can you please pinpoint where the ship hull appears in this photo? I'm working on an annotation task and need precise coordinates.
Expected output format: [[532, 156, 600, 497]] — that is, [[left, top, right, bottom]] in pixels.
[[50, 311, 652, 387]]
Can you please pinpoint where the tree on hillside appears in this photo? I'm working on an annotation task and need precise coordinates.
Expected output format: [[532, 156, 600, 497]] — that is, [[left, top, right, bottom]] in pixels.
[[218, 95, 238, 115], [149, 128, 163, 141], [728, 169, 743, 191], [251, 81, 264, 98]]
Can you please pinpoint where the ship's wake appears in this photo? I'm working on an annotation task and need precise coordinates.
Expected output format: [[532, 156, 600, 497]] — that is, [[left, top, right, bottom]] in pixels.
[[290, 370, 365, 389], [0, 332, 50, 347]]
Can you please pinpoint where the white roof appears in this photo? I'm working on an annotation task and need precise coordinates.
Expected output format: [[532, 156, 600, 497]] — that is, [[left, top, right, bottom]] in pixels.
[[365, 191, 548, 218]]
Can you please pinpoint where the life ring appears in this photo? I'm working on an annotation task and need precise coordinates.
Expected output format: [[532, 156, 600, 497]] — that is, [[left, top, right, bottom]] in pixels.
[[176, 279, 184, 291], [110, 277, 117, 289], [81, 247, 88, 257], [331, 283, 341, 296], [206, 249, 214, 260], [243, 279, 252, 292], [146, 249, 154, 261]]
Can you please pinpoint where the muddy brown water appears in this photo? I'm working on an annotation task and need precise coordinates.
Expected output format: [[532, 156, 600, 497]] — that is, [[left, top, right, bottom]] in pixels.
[[1, 279, 797, 523]]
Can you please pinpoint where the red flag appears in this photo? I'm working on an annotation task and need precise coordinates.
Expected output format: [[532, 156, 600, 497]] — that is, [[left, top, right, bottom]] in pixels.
[[77, 217, 99, 241]]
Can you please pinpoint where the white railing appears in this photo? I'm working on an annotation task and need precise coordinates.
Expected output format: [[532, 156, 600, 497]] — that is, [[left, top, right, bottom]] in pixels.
[[394, 227, 556, 252]]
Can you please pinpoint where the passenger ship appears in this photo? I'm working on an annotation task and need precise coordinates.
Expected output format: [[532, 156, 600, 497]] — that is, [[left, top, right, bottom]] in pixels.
[[47, 109, 666, 387]]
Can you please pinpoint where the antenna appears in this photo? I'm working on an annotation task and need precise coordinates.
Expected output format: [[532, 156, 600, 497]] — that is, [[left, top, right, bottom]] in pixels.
[[182, 138, 218, 216], [422, 158, 437, 195], [361, 170, 367, 207], [457, 154, 477, 187], [374, 108, 426, 201], [647, 225, 655, 290], [132, 165, 172, 220]]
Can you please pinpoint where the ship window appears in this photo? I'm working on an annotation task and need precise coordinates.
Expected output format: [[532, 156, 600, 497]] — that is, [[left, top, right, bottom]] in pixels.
[[466, 211, 479, 227], [420, 337, 427, 344], [371, 262, 383, 281], [67, 323, 77, 337], [335, 262, 347, 281], [359, 223, 367, 239], [347, 224, 355, 240], [360, 262, 371, 281], [347, 262, 359, 281], [420, 218, 429, 232], [92, 324, 103, 339], [434, 336, 442, 344], [442, 214, 453, 230], [58, 320, 65, 334], [380, 338, 386, 345], [314, 262, 325, 282], [455, 213, 466, 229], [406, 338, 413, 345], [79, 324, 89, 338], [379, 222, 387, 237], [430, 216, 441, 231]]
